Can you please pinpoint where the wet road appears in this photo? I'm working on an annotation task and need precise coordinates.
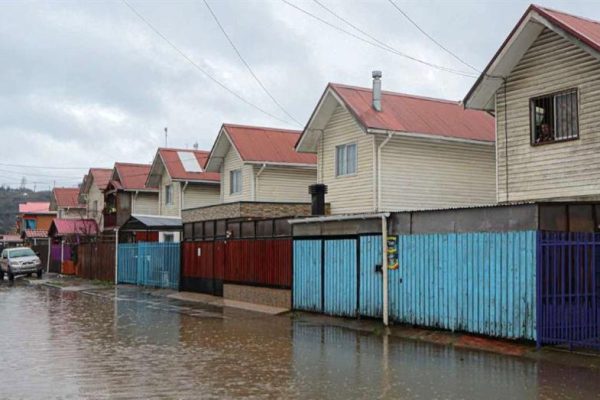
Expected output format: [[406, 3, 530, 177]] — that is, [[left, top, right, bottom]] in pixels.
[[0, 283, 599, 399]]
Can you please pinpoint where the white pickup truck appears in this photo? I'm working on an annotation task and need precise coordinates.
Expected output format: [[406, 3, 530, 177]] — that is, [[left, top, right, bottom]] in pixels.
[[0, 247, 43, 281]]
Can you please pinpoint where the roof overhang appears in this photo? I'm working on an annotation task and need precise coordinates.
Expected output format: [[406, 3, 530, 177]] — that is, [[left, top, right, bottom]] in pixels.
[[244, 161, 317, 169], [146, 150, 170, 188], [205, 125, 237, 172], [295, 85, 358, 153], [120, 214, 182, 231], [366, 128, 495, 146], [465, 6, 600, 111]]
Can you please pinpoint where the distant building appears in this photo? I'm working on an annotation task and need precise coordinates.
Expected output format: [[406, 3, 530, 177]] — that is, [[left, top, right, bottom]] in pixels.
[[50, 188, 86, 219], [16, 202, 56, 244], [79, 168, 112, 230]]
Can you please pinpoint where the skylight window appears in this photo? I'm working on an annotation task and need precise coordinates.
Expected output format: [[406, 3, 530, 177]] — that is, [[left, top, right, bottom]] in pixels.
[[177, 151, 203, 172]]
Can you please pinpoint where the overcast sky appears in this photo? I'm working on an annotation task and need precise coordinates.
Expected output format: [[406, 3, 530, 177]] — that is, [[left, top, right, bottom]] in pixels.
[[0, 0, 597, 190]]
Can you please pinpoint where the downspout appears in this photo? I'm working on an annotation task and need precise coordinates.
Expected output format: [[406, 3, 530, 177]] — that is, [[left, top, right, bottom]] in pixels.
[[132, 190, 139, 214], [180, 181, 189, 217], [377, 133, 393, 212], [114, 227, 119, 285], [254, 163, 267, 201], [46, 237, 51, 273]]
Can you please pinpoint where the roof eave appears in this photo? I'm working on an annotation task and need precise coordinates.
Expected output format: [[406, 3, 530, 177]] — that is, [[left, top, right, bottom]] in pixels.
[[366, 128, 494, 146]]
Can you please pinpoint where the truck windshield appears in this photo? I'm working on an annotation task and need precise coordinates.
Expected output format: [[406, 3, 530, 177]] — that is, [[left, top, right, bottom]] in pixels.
[[9, 248, 36, 258]]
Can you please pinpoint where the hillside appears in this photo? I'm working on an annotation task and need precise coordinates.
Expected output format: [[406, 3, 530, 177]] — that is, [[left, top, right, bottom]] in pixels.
[[0, 186, 52, 233]]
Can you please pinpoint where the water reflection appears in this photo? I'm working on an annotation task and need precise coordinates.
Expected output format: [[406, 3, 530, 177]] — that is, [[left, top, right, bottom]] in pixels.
[[0, 284, 598, 399]]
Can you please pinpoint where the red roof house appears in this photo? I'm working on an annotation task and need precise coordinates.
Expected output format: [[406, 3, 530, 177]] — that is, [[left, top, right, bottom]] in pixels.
[[204, 124, 317, 204], [48, 218, 98, 238], [295, 77, 496, 213]]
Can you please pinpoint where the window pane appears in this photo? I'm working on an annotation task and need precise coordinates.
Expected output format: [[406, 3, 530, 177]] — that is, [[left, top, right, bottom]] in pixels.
[[347, 144, 357, 174], [555, 91, 578, 140], [230, 170, 241, 194], [336, 146, 346, 176]]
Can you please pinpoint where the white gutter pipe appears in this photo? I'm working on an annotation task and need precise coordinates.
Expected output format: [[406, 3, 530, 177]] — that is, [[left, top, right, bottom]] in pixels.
[[381, 214, 389, 327], [254, 163, 267, 201], [180, 181, 189, 216], [377, 133, 393, 212]]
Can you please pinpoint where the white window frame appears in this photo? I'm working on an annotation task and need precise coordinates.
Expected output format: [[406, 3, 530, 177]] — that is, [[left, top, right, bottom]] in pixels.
[[230, 169, 242, 194], [335, 143, 357, 177], [165, 184, 174, 205]]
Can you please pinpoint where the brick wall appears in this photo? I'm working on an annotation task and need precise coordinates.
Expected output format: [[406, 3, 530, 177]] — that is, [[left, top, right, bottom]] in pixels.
[[182, 201, 317, 223]]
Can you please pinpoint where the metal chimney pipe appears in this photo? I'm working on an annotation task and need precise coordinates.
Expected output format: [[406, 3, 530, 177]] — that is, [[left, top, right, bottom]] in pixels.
[[372, 70, 382, 112]]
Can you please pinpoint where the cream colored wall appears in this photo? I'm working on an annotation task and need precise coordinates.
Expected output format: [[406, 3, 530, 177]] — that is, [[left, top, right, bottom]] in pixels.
[[58, 208, 86, 220], [317, 105, 375, 214], [378, 135, 496, 211], [183, 184, 220, 209], [496, 28, 600, 202], [132, 192, 159, 215], [222, 144, 252, 202], [256, 167, 316, 202], [86, 183, 105, 228], [158, 170, 180, 217]]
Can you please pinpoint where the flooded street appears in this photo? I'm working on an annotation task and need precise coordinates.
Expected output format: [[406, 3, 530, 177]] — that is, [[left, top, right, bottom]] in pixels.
[[0, 283, 599, 399]]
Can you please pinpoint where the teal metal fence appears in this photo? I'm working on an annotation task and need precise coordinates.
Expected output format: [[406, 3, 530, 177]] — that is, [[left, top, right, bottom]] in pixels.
[[117, 242, 180, 289]]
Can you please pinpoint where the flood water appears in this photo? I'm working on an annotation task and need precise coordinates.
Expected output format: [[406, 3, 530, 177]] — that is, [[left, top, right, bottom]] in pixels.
[[0, 283, 599, 399]]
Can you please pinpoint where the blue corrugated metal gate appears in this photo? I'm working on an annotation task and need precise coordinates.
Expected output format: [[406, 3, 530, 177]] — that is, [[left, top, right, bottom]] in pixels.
[[293, 231, 538, 341], [118, 242, 180, 289]]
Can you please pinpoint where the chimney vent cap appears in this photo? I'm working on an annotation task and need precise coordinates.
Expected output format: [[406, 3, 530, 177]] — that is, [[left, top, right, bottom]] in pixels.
[[372, 70, 382, 79]]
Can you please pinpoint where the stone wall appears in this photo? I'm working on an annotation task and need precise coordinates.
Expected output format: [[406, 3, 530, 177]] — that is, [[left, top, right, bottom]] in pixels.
[[223, 283, 291, 309], [182, 201, 317, 223]]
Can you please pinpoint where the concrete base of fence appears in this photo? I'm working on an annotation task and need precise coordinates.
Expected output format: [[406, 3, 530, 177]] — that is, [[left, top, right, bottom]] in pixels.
[[223, 284, 291, 309]]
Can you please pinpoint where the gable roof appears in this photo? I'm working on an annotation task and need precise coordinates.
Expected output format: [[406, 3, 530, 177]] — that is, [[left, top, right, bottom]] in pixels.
[[296, 83, 495, 152], [18, 202, 53, 214], [205, 124, 317, 172], [89, 168, 112, 190], [112, 162, 156, 191], [48, 218, 98, 237], [146, 148, 220, 187], [464, 5, 600, 110], [53, 188, 84, 209]]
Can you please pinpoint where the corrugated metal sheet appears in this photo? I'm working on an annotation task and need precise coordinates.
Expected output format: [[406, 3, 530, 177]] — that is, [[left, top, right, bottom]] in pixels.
[[324, 239, 357, 317], [390, 231, 537, 340], [359, 235, 382, 318], [293, 239, 322, 312], [117, 242, 180, 289]]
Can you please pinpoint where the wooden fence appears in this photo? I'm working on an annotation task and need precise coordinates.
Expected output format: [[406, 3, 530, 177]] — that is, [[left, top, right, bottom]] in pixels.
[[76, 241, 115, 282]]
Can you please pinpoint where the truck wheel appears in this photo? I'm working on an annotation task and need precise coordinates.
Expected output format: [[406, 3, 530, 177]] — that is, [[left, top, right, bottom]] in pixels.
[[26, 273, 32, 277], [8, 272, 14, 282], [0, 270, 4, 281], [37, 270, 43, 279]]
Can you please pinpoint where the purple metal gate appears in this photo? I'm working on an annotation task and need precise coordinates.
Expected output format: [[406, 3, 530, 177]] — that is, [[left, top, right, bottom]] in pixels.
[[537, 232, 600, 349]]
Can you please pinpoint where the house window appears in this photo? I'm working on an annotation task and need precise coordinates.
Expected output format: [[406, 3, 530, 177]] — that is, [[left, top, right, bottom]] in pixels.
[[163, 233, 174, 243], [25, 219, 36, 230], [336, 143, 357, 176], [531, 89, 579, 145], [165, 184, 173, 205], [230, 169, 242, 194]]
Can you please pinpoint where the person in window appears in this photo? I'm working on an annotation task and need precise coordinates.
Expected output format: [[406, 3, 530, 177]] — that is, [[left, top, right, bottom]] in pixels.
[[537, 122, 553, 143]]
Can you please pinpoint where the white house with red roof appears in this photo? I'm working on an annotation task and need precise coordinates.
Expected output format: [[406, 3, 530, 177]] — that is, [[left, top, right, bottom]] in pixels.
[[295, 77, 496, 214], [205, 124, 317, 203], [103, 162, 159, 231], [465, 4, 600, 203], [79, 167, 112, 228], [50, 187, 86, 219], [146, 148, 220, 218]]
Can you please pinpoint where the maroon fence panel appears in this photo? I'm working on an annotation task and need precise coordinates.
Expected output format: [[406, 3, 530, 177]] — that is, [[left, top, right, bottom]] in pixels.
[[181, 241, 222, 296], [537, 231, 600, 350], [224, 238, 292, 288]]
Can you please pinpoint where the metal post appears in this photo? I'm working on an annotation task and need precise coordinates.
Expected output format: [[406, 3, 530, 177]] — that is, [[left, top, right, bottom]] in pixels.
[[46, 237, 51, 273], [382, 215, 389, 326], [114, 228, 119, 285]]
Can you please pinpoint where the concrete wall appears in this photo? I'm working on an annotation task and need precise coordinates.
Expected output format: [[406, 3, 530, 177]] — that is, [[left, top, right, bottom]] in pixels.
[[182, 201, 314, 223], [223, 283, 291, 309]]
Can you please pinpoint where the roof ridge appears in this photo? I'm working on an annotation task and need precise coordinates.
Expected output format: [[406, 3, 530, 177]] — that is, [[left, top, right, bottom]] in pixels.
[[329, 83, 460, 105], [535, 4, 600, 27], [116, 162, 151, 167], [159, 147, 210, 154], [223, 123, 301, 134]]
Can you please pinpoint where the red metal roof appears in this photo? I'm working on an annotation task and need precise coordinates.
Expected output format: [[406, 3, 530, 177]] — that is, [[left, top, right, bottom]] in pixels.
[[89, 168, 112, 191], [23, 229, 48, 239], [158, 148, 220, 182], [533, 5, 600, 54], [18, 202, 52, 214], [224, 124, 317, 164], [52, 188, 84, 208], [114, 163, 155, 190], [329, 83, 495, 142], [49, 218, 98, 236]]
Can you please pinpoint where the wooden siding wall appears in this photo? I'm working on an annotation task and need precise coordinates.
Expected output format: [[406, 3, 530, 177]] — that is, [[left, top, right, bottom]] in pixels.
[[378, 135, 496, 210], [318, 105, 375, 214], [256, 167, 316, 202], [221, 144, 253, 202], [86, 182, 105, 228], [159, 171, 180, 217], [184, 184, 220, 209], [496, 28, 600, 202], [133, 192, 159, 215]]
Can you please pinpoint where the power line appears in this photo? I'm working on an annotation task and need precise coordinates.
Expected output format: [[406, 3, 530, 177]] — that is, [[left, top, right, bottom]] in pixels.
[[386, 0, 479, 73], [281, 0, 477, 78], [202, 0, 302, 126], [121, 0, 292, 125], [0, 162, 89, 170]]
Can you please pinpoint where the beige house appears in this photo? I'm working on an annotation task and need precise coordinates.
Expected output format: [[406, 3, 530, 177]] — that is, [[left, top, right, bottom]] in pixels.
[[146, 148, 221, 218], [296, 78, 496, 214], [205, 124, 317, 203], [465, 5, 600, 204], [79, 168, 112, 230], [50, 187, 86, 219], [103, 163, 159, 231]]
